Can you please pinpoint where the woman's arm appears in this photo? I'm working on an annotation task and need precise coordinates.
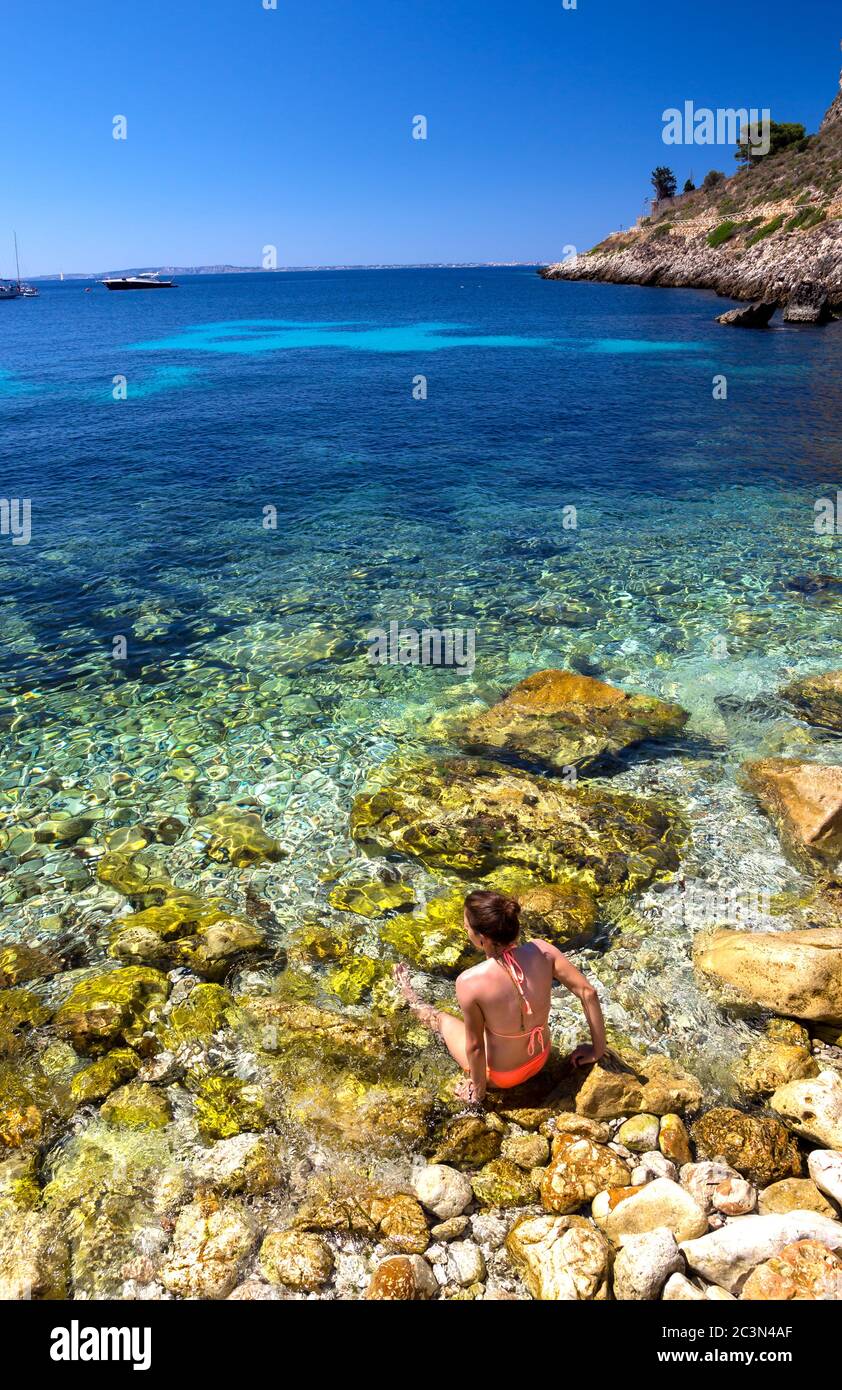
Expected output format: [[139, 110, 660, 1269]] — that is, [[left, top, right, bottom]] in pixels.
[[540, 941, 606, 1066], [456, 977, 488, 1103]]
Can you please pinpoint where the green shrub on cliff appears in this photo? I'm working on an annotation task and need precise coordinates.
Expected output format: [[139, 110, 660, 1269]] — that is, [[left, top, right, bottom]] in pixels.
[[707, 219, 739, 247], [785, 205, 827, 231], [746, 212, 787, 246]]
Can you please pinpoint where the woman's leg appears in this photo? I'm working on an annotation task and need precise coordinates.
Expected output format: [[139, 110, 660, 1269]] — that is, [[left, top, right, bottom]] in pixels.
[[394, 964, 471, 1070]]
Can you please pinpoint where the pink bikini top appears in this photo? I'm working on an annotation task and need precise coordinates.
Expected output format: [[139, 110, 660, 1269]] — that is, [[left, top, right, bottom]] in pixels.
[[485, 947, 548, 1057]]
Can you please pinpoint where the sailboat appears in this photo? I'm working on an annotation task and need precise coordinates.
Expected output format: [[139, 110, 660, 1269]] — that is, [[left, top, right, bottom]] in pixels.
[[13, 233, 39, 297]]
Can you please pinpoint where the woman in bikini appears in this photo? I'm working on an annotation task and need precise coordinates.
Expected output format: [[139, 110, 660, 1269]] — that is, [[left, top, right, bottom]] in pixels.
[[395, 890, 606, 1107]]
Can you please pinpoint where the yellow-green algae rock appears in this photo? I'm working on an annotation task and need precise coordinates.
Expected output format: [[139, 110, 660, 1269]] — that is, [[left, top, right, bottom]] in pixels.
[[0, 1057, 69, 1151], [471, 1157, 539, 1207], [328, 879, 415, 917], [108, 893, 266, 979], [191, 807, 285, 868], [160, 1190, 257, 1299], [351, 756, 682, 892], [0, 943, 60, 988], [382, 889, 477, 974], [100, 1081, 172, 1130], [460, 669, 687, 774], [192, 1132, 286, 1195], [155, 982, 236, 1052], [70, 1047, 141, 1104], [0, 987, 51, 1057], [96, 849, 175, 902], [190, 1075, 279, 1140], [0, 1208, 70, 1300], [240, 994, 391, 1067], [0, 1152, 40, 1211], [325, 955, 385, 1004], [287, 921, 357, 964], [53, 965, 170, 1055], [287, 1074, 434, 1154]]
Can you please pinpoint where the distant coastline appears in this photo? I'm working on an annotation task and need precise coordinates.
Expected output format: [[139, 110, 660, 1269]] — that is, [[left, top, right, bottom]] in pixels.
[[30, 261, 538, 282]]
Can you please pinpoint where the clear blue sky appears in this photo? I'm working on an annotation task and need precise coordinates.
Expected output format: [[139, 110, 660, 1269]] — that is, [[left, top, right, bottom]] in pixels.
[[4, 0, 841, 275]]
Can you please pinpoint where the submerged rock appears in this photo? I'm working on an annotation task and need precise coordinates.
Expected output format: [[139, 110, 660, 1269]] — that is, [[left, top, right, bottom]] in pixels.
[[692, 1107, 802, 1186], [192, 1133, 286, 1196], [161, 1192, 257, 1299], [0, 1057, 69, 1151], [259, 1230, 334, 1291], [472, 1157, 537, 1207], [191, 807, 285, 868], [381, 890, 476, 974], [240, 994, 390, 1067], [100, 1081, 172, 1130], [191, 1075, 279, 1141], [681, 1212, 842, 1295], [743, 759, 842, 872], [733, 1035, 819, 1097], [0, 1208, 70, 1299], [53, 966, 170, 1056], [783, 669, 842, 730], [506, 1212, 613, 1300], [328, 879, 415, 917], [430, 1114, 503, 1169], [694, 926, 842, 1024], [0, 943, 60, 988], [351, 757, 682, 893], [460, 669, 687, 774], [0, 987, 51, 1056]]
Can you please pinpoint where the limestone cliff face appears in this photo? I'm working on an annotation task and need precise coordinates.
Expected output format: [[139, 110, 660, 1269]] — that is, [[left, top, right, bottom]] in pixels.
[[820, 53, 842, 131], [542, 53, 842, 311]]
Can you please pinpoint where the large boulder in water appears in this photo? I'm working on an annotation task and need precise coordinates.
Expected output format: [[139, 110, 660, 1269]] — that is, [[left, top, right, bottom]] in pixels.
[[694, 926, 842, 1024], [574, 1049, 703, 1119], [716, 301, 776, 327], [350, 757, 682, 893], [782, 669, 842, 731], [460, 669, 687, 774], [782, 280, 834, 324], [742, 758, 842, 871]]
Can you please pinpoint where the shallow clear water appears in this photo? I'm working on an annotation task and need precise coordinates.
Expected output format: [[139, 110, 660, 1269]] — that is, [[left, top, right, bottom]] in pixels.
[[2, 266, 842, 1087]]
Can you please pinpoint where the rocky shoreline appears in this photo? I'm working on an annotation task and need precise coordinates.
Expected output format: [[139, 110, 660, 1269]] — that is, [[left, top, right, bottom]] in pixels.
[[540, 63, 842, 318], [2, 667, 842, 1301]]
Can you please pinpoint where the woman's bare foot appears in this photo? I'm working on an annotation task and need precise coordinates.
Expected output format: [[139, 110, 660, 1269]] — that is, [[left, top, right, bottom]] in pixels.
[[393, 964, 441, 1034]]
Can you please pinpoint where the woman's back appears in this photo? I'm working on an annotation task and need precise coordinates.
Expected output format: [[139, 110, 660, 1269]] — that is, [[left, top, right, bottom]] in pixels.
[[460, 940, 554, 1072]]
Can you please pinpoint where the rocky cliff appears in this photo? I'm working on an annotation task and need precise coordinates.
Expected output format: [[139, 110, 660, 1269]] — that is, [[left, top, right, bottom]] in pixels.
[[541, 55, 842, 316]]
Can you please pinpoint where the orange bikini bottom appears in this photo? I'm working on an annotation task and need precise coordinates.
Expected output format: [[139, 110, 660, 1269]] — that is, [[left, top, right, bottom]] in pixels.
[[487, 1044, 551, 1090]]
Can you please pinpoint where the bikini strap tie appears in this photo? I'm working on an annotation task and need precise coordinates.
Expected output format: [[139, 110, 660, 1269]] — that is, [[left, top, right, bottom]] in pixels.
[[527, 1025, 545, 1057], [500, 947, 533, 1016]]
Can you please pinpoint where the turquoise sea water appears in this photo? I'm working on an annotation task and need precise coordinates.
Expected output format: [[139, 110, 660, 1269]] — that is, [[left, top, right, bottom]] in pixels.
[[2, 266, 842, 1096]]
